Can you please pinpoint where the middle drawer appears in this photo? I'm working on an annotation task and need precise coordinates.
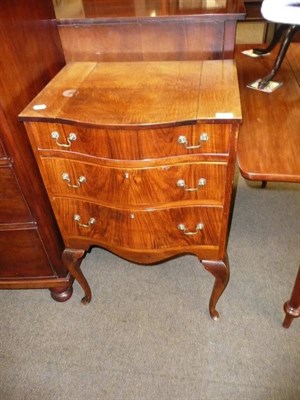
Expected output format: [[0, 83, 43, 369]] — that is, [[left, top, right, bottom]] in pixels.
[[40, 158, 227, 207]]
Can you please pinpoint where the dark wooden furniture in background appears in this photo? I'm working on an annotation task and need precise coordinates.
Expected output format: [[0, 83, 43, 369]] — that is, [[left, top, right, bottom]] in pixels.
[[54, 0, 245, 62], [20, 60, 241, 319], [243, 0, 263, 20], [236, 43, 300, 327], [0, 0, 75, 301]]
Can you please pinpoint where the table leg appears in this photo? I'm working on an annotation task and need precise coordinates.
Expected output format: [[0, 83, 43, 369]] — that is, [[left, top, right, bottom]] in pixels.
[[283, 266, 300, 328], [261, 181, 267, 188]]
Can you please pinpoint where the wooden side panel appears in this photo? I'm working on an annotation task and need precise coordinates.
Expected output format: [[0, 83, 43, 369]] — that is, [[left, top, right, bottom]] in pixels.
[[0, 166, 32, 224], [0, 230, 55, 279], [0, 1, 71, 290]]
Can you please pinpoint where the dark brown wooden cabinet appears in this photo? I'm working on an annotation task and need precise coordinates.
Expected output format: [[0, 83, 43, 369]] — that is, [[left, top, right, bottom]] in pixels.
[[0, 0, 74, 300]]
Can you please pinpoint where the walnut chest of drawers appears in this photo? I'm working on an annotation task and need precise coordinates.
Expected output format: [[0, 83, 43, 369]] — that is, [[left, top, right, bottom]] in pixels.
[[20, 60, 242, 319]]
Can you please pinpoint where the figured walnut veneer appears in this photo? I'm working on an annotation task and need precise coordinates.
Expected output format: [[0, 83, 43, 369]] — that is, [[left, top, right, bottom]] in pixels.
[[20, 60, 242, 319]]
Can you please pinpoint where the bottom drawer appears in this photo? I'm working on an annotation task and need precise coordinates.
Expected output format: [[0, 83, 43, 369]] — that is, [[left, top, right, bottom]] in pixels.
[[52, 198, 223, 250]]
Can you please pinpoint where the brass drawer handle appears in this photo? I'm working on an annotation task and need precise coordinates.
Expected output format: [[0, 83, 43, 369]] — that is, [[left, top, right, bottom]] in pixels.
[[177, 223, 205, 236], [177, 133, 208, 150], [177, 178, 206, 192], [62, 173, 86, 189], [74, 214, 96, 228], [51, 131, 77, 148]]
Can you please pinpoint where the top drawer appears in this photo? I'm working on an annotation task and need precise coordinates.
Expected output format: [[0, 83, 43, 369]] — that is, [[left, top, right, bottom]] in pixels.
[[26, 122, 232, 161]]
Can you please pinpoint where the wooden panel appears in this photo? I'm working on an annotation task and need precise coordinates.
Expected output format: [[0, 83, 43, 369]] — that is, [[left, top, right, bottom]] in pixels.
[[0, 230, 55, 278], [83, 0, 135, 18], [0, 1, 71, 294], [20, 60, 241, 125], [139, 20, 225, 61], [59, 24, 143, 62], [21, 61, 202, 125], [0, 166, 32, 224], [197, 60, 242, 120], [286, 43, 300, 85], [55, 0, 245, 19], [58, 21, 230, 62], [56, 1, 245, 61]]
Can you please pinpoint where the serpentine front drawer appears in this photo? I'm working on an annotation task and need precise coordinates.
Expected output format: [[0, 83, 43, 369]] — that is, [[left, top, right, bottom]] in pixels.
[[27, 122, 232, 160], [36, 158, 228, 207]]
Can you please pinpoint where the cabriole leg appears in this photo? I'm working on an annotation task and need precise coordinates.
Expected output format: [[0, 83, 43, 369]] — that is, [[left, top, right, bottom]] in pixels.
[[201, 254, 230, 320], [62, 248, 91, 304]]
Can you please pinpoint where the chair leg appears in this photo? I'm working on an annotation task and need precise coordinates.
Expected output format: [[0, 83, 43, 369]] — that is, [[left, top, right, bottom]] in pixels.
[[253, 24, 289, 55], [258, 25, 299, 89]]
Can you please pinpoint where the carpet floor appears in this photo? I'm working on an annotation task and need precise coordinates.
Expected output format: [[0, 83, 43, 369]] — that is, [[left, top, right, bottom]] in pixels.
[[0, 176, 299, 400]]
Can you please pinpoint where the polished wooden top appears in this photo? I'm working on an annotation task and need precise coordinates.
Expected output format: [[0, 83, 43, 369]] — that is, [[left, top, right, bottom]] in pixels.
[[19, 60, 241, 128], [54, 0, 245, 22], [236, 43, 300, 183]]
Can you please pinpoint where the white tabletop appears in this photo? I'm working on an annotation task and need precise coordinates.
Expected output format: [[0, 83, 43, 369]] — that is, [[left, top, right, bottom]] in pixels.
[[261, 0, 300, 24]]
